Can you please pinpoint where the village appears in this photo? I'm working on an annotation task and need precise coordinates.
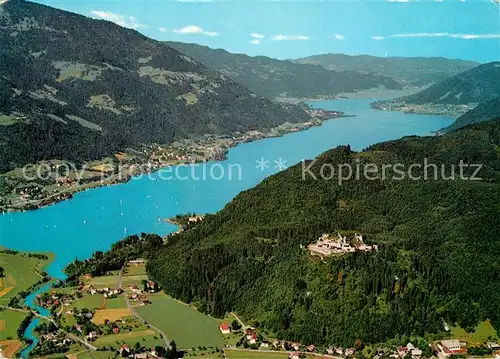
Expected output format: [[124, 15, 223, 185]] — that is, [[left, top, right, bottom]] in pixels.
[[0, 106, 343, 213], [308, 233, 379, 257], [216, 320, 500, 359], [2, 251, 499, 359]]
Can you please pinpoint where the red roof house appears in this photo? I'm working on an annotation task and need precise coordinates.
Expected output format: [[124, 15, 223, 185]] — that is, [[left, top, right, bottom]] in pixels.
[[219, 322, 231, 334]]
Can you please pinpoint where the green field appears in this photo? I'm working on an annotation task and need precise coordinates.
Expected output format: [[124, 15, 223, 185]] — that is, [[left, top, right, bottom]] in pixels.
[[76, 350, 117, 359], [0, 309, 28, 340], [123, 263, 147, 277], [121, 275, 148, 288], [93, 330, 164, 349], [224, 350, 289, 359], [0, 250, 54, 304], [85, 272, 120, 288], [69, 294, 104, 310], [105, 296, 127, 309], [135, 295, 225, 349], [450, 320, 498, 346]]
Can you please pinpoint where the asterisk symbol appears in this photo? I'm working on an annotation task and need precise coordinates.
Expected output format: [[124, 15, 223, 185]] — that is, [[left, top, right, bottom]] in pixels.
[[274, 157, 287, 171], [256, 157, 270, 171]]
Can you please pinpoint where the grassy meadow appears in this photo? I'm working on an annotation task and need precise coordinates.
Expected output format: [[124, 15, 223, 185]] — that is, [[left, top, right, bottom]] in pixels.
[[135, 294, 225, 349], [0, 309, 28, 340], [0, 250, 54, 304]]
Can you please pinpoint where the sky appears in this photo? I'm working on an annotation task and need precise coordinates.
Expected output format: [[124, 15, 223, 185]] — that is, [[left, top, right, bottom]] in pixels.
[[34, 0, 500, 62]]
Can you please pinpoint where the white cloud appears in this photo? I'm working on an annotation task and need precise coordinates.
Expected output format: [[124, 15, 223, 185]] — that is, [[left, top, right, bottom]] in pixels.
[[90, 10, 146, 29], [387, 0, 410, 3], [272, 34, 309, 41], [371, 35, 385, 40], [333, 33, 346, 40], [391, 32, 449, 38], [250, 39, 261, 45], [251, 33, 264, 39], [158, 27, 168, 33], [450, 33, 500, 39], [389, 32, 500, 39], [173, 25, 219, 36]]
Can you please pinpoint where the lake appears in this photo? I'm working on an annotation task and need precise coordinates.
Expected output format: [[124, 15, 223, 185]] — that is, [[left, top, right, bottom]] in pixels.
[[0, 98, 454, 278]]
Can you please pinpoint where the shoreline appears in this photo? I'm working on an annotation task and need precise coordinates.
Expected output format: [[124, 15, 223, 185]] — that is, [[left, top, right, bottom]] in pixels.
[[0, 108, 347, 214], [370, 100, 470, 118]]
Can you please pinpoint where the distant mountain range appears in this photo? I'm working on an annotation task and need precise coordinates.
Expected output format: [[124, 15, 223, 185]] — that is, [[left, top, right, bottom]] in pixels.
[[445, 97, 500, 132], [166, 41, 403, 99], [294, 54, 480, 86], [396, 62, 500, 105], [0, 0, 309, 172]]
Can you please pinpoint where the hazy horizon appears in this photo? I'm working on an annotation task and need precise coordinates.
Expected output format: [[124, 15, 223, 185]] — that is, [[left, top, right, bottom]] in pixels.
[[31, 0, 500, 63]]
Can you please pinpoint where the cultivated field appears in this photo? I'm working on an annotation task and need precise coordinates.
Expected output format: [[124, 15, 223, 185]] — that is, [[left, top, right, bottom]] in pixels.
[[0, 309, 28, 340], [75, 350, 117, 358], [105, 296, 127, 309], [123, 262, 147, 277], [70, 294, 105, 310], [0, 250, 53, 303], [92, 308, 134, 324], [84, 272, 120, 288], [0, 339, 23, 358], [93, 329, 164, 349], [135, 294, 225, 349]]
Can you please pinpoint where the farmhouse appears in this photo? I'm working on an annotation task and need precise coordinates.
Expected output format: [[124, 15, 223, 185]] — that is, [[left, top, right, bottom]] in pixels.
[[245, 328, 258, 344], [219, 322, 231, 334], [345, 348, 355, 356], [120, 344, 131, 355], [289, 352, 301, 359], [437, 340, 466, 357], [129, 259, 145, 265]]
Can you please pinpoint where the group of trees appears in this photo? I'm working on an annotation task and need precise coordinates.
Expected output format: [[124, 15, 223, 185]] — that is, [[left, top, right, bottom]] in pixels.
[[64, 233, 163, 281], [144, 119, 500, 347]]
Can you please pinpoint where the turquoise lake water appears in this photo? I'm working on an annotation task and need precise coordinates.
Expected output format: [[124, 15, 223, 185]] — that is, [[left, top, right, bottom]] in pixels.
[[0, 99, 454, 279]]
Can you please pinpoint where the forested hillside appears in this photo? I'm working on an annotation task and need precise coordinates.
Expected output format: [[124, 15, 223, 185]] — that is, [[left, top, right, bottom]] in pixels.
[[0, 0, 308, 173], [445, 97, 500, 132], [166, 41, 402, 99], [294, 54, 479, 86], [393, 62, 500, 105], [147, 119, 500, 347]]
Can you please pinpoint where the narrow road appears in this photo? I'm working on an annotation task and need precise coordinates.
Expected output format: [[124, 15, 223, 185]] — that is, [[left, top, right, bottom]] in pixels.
[[0, 305, 30, 313], [230, 312, 248, 330], [118, 268, 170, 348]]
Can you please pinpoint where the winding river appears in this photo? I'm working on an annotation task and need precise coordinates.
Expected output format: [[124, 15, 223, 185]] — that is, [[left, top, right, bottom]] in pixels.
[[0, 98, 453, 357]]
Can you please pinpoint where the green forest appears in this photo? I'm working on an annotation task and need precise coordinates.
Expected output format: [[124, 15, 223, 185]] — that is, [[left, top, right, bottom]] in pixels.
[[143, 119, 500, 347]]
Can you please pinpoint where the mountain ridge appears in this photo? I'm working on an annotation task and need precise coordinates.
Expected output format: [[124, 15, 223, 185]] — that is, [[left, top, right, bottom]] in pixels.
[[0, 0, 309, 173], [166, 41, 403, 99], [294, 53, 480, 86], [391, 62, 500, 105]]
